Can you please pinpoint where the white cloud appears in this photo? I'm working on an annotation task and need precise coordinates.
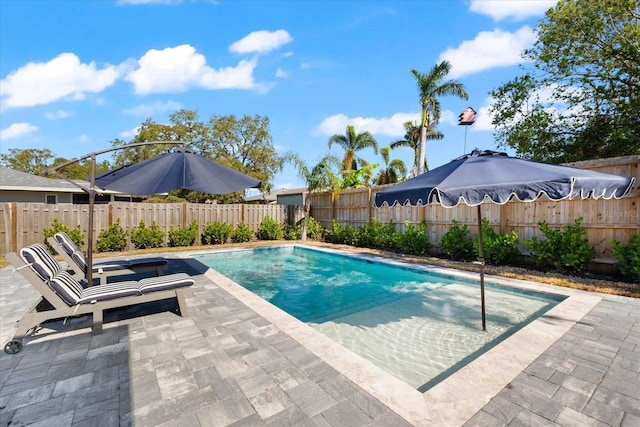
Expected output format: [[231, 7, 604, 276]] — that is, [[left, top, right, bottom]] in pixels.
[[120, 126, 141, 138], [78, 134, 90, 143], [313, 112, 420, 137], [472, 100, 495, 132], [123, 100, 182, 116], [0, 53, 119, 108], [439, 110, 458, 126], [438, 26, 536, 78], [0, 122, 38, 140], [469, 0, 557, 21], [125, 45, 258, 94], [229, 30, 293, 54], [45, 110, 74, 119], [275, 68, 289, 78], [0, 53, 118, 107]]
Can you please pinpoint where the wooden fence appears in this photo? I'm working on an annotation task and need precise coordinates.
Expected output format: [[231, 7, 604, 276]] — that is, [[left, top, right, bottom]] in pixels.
[[309, 155, 639, 269], [0, 202, 304, 255], [1, 155, 637, 271]]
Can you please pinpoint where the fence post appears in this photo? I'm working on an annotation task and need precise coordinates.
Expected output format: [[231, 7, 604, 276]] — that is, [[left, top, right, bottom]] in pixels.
[[500, 203, 507, 234], [183, 203, 187, 227], [331, 191, 336, 222], [11, 202, 17, 253], [368, 187, 373, 225]]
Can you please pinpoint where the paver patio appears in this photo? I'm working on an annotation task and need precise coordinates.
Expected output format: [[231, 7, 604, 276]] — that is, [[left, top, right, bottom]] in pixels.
[[1, 250, 638, 426]]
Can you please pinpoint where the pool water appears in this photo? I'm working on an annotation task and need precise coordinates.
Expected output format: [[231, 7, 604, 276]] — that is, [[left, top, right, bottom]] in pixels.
[[195, 246, 564, 391]]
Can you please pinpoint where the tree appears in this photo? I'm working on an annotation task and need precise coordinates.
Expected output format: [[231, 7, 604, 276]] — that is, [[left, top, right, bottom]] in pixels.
[[109, 110, 282, 202], [340, 163, 379, 190], [0, 148, 110, 179], [489, 0, 640, 162], [284, 152, 340, 240], [111, 110, 206, 167], [375, 146, 407, 185], [203, 114, 283, 195], [391, 121, 443, 176], [0, 148, 54, 174], [51, 157, 111, 180], [327, 125, 378, 177], [411, 61, 468, 174]]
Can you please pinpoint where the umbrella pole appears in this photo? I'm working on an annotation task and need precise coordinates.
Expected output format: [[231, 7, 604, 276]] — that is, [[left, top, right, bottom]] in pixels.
[[86, 156, 96, 287], [477, 205, 486, 331]]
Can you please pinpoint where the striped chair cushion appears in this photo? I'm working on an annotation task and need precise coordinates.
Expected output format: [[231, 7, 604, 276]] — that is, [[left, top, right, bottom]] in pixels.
[[138, 273, 194, 294], [54, 232, 88, 274], [50, 271, 141, 305], [54, 232, 81, 255], [71, 251, 88, 274], [78, 280, 140, 304], [49, 271, 85, 305], [20, 244, 62, 282]]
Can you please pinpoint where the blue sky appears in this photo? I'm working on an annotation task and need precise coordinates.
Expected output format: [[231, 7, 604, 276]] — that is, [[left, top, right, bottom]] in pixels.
[[0, 0, 557, 191]]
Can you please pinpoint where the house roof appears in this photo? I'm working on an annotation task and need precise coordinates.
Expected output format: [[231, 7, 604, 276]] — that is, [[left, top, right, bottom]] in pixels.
[[245, 188, 307, 202], [0, 166, 85, 193]]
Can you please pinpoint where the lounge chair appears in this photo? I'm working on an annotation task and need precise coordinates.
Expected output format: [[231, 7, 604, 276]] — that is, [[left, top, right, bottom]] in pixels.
[[4, 243, 194, 354], [48, 232, 167, 285]]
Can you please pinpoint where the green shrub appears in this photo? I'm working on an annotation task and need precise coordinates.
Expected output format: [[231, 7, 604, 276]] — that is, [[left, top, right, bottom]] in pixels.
[[440, 220, 475, 261], [324, 220, 343, 243], [394, 221, 430, 255], [325, 220, 357, 246], [96, 219, 128, 252], [43, 218, 84, 253], [356, 219, 396, 250], [131, 220, 165, 249], [168, 220, 199, 247], [202, 221, 233, 245], [231, 222, 254, 243], [476, 218, 520, 265], [257, 216, 283, 240], [304, 216, 324, 240], [283, 223, 302, 240], [611, 234, 640, 283], [525, 217, 595, 274]]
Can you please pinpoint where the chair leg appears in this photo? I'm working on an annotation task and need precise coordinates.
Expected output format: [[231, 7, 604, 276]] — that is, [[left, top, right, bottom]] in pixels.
[[176, 289, 189, 316], [92, 306, 103, 334]]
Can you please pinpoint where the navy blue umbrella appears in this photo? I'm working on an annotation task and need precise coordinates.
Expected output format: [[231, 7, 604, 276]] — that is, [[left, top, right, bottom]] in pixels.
[[95, 147, 261, 195], [375, 149, 635, 330]]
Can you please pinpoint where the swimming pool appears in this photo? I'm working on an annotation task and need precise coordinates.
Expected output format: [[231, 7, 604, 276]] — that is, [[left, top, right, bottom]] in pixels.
[[195, 245, 565, 391]]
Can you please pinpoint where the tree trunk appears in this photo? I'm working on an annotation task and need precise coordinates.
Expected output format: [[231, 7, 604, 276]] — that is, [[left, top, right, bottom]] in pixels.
[[302, 201, 310, 241], [417, 126, 427, 175]]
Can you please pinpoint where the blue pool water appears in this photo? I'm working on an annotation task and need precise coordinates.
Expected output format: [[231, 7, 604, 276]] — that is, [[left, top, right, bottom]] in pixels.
[[195, 246, 564, 391]]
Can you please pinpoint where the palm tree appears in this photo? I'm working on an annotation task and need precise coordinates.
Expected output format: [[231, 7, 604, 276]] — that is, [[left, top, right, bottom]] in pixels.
[[375, 146, 407, 185], [328, 125, 378, 177], [284, 152, 340, 240], [411, 60, 468, 174], [391, 121, 443, 176]]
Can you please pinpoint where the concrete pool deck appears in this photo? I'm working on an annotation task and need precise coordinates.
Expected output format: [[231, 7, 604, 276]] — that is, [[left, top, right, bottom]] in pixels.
[[1, 247, 639, 426]]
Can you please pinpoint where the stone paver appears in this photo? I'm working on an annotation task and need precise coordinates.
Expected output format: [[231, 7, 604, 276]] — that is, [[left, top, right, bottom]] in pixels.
[[466, 295, 640, 426], [0, 257, 412, 426], [1, 254, 638, 426]]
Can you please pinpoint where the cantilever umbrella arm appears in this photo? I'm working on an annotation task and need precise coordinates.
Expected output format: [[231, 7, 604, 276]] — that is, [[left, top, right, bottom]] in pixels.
[[48, 141, 187, 286]]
